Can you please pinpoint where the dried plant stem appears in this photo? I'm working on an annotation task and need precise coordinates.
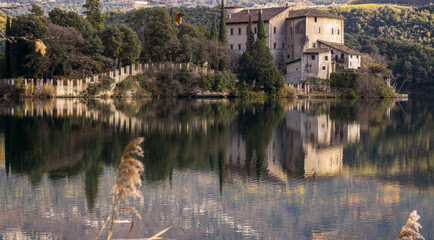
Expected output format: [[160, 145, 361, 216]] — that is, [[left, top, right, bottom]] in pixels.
[[93, 209, 114, 240]]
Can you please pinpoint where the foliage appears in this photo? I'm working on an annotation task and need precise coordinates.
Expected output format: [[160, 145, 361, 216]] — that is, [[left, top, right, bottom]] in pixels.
[[257, 11, 267, 42], [330, 72, 358, 89], [140, 8, 176, 63], [345, 34, 434, 92], [246, 15, 255, 51], [4, 16, 11, 78], [83, 0, 105, 30], [10, 13, 48, 78], [85, 75, 115, 96], [331, 6, 433, 47], [49, 8, 95, 38]]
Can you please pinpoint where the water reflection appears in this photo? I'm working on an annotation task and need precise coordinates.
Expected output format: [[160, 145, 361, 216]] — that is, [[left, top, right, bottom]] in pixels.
[[0, 98, 433, 239]]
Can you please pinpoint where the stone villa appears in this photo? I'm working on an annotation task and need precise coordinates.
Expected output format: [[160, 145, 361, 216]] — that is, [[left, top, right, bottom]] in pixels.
[[226, 6, 362, 83]]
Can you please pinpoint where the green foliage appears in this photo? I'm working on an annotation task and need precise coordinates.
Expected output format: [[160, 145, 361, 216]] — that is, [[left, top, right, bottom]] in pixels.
[[330, 72, 359, 89], [143, 8, 176, 62], [14, 77, 25, 90], [83, 0, 105, 30], [10, 13, 48, 78], [257, 11, 267, 42], [176, 65, 193, 85], [246, 15, 255, 51], [49, 8, 95, 38], [203, 73, 214, 91], [331, 6, 433, 47], [210, 19, 218, 40], [218, 0, 227, 44], [29, 4, 44, 17], [85, 75, 115, 96], [345, 34, 434, 92]]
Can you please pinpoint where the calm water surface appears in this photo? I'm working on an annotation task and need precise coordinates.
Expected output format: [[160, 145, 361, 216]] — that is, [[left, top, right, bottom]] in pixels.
[[0, 98, 433, 239]]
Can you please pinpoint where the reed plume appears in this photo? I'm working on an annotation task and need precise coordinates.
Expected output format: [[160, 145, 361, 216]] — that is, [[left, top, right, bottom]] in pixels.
[[397, 210, 425, 240], [94, 137, 185, 240], [112, 137, 145, 203]]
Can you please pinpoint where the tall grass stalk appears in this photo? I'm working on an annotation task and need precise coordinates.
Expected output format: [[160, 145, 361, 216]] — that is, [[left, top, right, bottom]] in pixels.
[[397, 210, 424, 240], [94, 138, 184, 240]]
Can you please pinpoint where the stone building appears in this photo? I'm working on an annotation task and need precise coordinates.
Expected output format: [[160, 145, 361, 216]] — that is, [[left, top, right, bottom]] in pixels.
[[226, 7, 361, 83]]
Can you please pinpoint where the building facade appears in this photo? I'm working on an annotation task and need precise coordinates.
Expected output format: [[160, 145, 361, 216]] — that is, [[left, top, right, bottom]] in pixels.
[[226, 7, 361, 83]]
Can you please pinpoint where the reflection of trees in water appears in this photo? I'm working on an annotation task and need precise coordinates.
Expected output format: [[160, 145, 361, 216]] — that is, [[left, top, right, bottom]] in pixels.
[[236, 101, 284, 179], [343, 99, 434, 189]]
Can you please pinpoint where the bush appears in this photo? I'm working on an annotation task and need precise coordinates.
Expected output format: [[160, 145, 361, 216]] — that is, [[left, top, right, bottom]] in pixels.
[[202, 73, 213, 91], [278, 85, 297, 99], [330, 72, 359, 89]]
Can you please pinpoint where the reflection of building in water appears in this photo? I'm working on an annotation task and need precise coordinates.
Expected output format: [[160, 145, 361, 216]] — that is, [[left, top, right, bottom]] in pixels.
[[227, 102, 361, 181], [0, 134, 4, 169]]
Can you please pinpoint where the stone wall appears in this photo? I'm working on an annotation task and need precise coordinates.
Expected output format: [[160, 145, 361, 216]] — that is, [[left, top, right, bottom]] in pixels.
[[0, 62, 211, 97]]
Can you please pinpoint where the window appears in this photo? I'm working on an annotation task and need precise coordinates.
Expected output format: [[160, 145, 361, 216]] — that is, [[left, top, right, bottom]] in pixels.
[[331, 28, 334, 34], [300, 27, 303, 33], [338, 29, 340, 35], [274, 27, 276, 34], [311, 55, 315, 60], [238, 28, 241, 35], [273, 43, 276, 49], [341, 53, 344, 59], [312, 43, 316, 48], [230, 44, 233, 50], [287, 54, 290, 58], [322, 66, 326, 70], [318, 27, 321, 33], [314, 17, 318, 22], [238, 44, 241, 50], [331, 50, 334, 54], [254, 27, 257, 34], [350, 55, 352, 58], [325, 56, 328, 60], [282, 43, 285, 49], [290, 28, 293, 35], [230, 28, 233, 35]]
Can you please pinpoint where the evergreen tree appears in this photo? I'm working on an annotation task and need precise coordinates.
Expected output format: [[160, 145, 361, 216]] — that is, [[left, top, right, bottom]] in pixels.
[[218, 0, 227, 44], [257, 10, 267, 42], [143, 8, 176, 62], [170, 7, 174, 25], [83, 0, 105, 31], [218, 0, 228, 71], [246, 15, 255, 51], [5, 16, 11, 78], [210, 18, 217, 40]]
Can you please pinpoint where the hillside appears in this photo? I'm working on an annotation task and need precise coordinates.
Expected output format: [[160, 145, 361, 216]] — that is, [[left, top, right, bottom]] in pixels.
[[329, 4, 433, 47]]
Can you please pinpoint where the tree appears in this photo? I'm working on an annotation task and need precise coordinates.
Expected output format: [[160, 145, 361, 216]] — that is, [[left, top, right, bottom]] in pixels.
[[237, 11, 284, 95], [10, 14, 48, 77], [143, 8, 176, 62], [217, 0, 228, 71], [100, 24, 141, 69], [29, 4, 44, 17], [4, 16, 11, 78], [83, 0, 105, 31], [210, 18, 217, 40], [49, 8, 95, 38], [246, 15, 255, 51], [257, 10, 266, 42], [218, 0, 227, 44]]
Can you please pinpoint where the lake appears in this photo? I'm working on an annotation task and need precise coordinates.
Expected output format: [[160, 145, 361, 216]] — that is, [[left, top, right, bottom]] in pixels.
[[0, 98, 433, 239]]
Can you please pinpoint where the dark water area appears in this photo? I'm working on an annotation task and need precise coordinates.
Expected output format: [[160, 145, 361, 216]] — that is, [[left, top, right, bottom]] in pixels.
[[0, 98, 433, 239]]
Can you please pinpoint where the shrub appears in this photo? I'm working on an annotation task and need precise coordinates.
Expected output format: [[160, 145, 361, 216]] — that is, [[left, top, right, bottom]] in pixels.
[[330, 72, 359, 89], [278, 85, 297, 99], [202, 73, 213, 91]]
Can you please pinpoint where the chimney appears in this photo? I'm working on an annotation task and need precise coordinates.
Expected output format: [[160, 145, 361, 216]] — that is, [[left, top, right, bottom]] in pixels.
[[285, 2, 290, 7]]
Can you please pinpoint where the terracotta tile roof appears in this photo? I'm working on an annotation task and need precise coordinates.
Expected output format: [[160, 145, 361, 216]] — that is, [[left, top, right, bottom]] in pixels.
[[318, 40, 361, 55], [225, 3, 244, 8], [304, 48, 330, 54], [227, 7, 289, 24], [287, 8, 343, 19]]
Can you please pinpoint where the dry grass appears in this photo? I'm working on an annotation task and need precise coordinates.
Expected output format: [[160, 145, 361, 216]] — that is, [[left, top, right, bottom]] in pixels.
[[94, 138, 185, 240], [397, 210, 425, 240]]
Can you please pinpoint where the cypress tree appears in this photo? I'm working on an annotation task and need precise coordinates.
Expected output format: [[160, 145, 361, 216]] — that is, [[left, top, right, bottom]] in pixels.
[[210, 18, 217, 40], [5, 16, 11, 78], [257, 10, 267, 42], [246, 15, 254, 51], [170, 7, 174, 25], [218, 0, 227, 44], [83, 0, 105, 30]]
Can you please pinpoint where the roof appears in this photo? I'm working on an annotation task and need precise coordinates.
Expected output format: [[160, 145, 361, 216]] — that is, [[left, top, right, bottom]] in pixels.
[[304, 48, 330, 54], [287, 8, 343, 20], [318, 40, 361, 55], [227, 7, 289, 24], [287, 58, 301, 65], [225, 3, 244, 8]]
